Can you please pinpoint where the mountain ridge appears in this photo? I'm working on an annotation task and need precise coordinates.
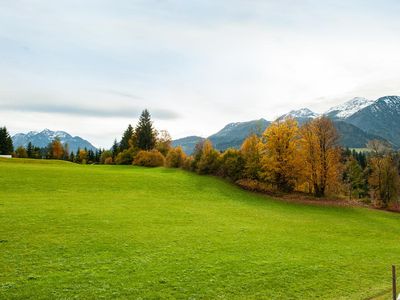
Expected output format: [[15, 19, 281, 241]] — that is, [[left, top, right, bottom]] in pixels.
[[12, 129, 97, 152]]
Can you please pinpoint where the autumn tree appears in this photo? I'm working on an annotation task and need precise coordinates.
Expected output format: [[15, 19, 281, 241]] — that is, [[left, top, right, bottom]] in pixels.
[[260, 118, 300, 192], [135, 109, 156, 150], [100, 150, 113, 164], [166, 146, 186, 168], [240, 134, 262, 180], [197, 140, 220, 175], [299, 117, 342, 197], [50, 137, 64, 159], [15, 146, 28, 158], [367, 140, 399, 207], [0, 126, 14, 155], [156, 130, 172, 156]]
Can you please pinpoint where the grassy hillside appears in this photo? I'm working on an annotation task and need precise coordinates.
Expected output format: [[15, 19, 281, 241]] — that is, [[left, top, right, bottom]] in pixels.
[[0, 159, 399, 299]]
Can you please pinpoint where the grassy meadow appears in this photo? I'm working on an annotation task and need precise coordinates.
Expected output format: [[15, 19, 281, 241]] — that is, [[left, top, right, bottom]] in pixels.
[[0, 158, 399, 299]]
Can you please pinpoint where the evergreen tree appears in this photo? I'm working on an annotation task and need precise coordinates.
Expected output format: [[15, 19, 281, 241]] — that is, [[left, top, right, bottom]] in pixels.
[[135, 109, 156, 150], [27, 142, 33, 158], [120, 124, 134, 151], [112, 139, 119, 158], [0, 126, 14, 155]]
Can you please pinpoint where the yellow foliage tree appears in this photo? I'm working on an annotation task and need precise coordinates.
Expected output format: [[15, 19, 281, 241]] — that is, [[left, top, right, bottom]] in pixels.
[[299, 117, 342, 197], [260, 118, 300, 192], [240, 134, 262, 180]]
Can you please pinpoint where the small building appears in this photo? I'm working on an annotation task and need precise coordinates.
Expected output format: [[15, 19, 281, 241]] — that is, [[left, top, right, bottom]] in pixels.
[[0, 155, 12, 159]]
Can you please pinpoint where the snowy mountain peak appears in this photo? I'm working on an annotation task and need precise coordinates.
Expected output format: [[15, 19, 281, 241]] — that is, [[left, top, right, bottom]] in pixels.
[[325, 97, 374, 119], [12, 129, 97, 152], [278, 108, 319, 121]]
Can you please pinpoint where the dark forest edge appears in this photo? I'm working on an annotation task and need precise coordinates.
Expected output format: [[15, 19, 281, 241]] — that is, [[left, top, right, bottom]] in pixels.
[[1, 109, 399, 211]]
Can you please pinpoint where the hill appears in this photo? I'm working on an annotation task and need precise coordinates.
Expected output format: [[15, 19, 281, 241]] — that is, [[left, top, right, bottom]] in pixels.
[[0, 159, 399, 299], [208, 119, 270, 151], [12, 129, 97, 152], [171, 136, 205, 155]]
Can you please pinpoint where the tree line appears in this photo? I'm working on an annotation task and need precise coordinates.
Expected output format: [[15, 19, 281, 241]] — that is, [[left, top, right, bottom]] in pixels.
[[1, 110, 399, 209]]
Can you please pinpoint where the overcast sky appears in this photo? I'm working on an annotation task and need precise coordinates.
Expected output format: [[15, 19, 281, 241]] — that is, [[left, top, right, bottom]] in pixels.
[[1, 0, 400, 148]]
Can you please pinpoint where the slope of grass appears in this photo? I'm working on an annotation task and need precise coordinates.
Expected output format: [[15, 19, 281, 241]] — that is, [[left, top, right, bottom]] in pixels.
[[0, 158, 399, 299]]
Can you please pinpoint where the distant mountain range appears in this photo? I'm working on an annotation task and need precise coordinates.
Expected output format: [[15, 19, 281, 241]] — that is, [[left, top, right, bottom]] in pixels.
[[173, 95, 400, 154], [12, 129, 97, 152]]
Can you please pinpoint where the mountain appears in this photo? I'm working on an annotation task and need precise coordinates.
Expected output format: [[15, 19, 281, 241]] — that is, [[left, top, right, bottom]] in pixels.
[[208, 119, 270, 151], [12, 129, 97, 152], [333, 121, 387, 148], [325, 97, 374, 120], [277, 108, 319, 125], [345, 96, 400, 148], [171, 136, 205, 155]]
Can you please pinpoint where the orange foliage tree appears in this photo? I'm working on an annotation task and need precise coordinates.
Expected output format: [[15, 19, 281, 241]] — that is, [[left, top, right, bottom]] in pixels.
[[260, 118, 300, 192], [299, 117, 342, 197]]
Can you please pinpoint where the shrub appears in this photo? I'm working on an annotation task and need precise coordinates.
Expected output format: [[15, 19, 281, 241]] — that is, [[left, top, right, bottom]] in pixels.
[[218, 148, 245, 181], [166, 147, 186, 168], [133, 150, 165, 167], [115, 148, 136, 165], [104, 157, 113, 165]]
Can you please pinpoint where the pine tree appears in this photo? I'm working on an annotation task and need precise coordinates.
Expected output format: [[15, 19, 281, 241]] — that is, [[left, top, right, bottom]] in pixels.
[[0, 126, 14, 155], [27, 142, 33, 158], [135, 109, 156, 150], [120, 124, 134, 151], [112, 139, 119, 158]]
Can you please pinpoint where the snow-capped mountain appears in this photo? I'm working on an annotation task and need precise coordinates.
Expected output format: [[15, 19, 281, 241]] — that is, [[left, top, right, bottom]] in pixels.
[[12, 129, 97, 152], [276, 108, 319, 125], [346, 96, 400, 147], [325, 97, 374, 119], [278, 108, 319, 121]]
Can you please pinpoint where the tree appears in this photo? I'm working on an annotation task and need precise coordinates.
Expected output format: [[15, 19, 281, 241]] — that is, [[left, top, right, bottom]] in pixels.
[[15, 146, 28, 158], [27, 142, 33, 158], [156, 130, 172, 156], [240, 134, 262, 180], [120, 124, 134, 151], [343, 157, 366, 200], [0, 126, 14, 155], [100, 150, 113, 164], [367, 140, 399, 207], [166, 146, 186, 168], [299, 117, 342, 197], [197, 140, 220, 175], [135, 109, 156, 150], [260, 118, 300, 192], [112, 139, 119, 158], [50, 137, 64, 159], [218, 148, 245, 181]]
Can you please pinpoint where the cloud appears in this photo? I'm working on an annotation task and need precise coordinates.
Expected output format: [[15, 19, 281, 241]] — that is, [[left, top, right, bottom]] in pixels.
[[0, 101, 179, 120]]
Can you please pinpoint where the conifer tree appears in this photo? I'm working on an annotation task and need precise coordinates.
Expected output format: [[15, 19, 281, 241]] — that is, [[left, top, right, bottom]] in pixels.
[[27, 142, 33, 158], [135, 109, 156, 150], [120, 124, 134, 151], [0, 126, 14, 155], [112, 139, 119, 158]]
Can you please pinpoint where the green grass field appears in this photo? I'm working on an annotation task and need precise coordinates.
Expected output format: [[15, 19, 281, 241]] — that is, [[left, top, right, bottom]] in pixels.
[[0, 158, 399, 299]]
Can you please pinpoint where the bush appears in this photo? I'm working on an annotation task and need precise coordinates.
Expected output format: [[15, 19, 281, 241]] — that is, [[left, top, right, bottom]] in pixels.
[[218, 148, 245, 181], [133, 150, 165, 167], [166, 147, 186, 168], [104, 157, 113, 165], [115, 148, 136, 165]]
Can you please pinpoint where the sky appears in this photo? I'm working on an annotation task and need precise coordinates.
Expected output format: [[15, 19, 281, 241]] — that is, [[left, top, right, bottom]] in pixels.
[[1, 0, 400, 148]]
